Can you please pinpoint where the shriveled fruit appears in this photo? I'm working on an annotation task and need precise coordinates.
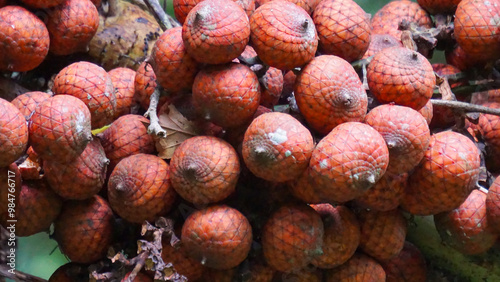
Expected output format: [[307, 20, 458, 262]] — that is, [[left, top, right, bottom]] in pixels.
[[54, 195, 114, 263], [367, 46, 435, 110], [161, 240, 207, 281], [435, 189, 498, 255], [182, 0, 250, 64], [365, 104, 431, 174], [401, 131, 481, 215], [29, 95, 92, 164], [294, 55, 367, 135], [181, 205, 252, 269], [173, 0, 255, 24], [357, 208, 407, 260], [108, 67, 137, 119], [259, 67, 284, 108], [242, 112, 314, 182], [355, 172, 407, 212], [46, 0, 99, 55], [44, 139, 108, 200], [325, 253, 386, 282], [0, 6, 49, 72], [20, 0, 65, 8], [454, 0, 500, 63], [417, 0, 461, 14], [170, 136, 239, 205], [192, 63, 260, 128], [310, 204, 360, 269], [362, 33, 402, 59], [486, 176, 500, 233], [10, 91, 51, 121], [262, 204, 324, 273], [52, 61, 116, 129], [0, 98, 29, 167], [379, 241, 427, 282], [313, 0, 371, 62], [108, 154, 176, 223], [250, 0, 318, 70], [152, 27, 198, 94], [307, 122, 389, 203]]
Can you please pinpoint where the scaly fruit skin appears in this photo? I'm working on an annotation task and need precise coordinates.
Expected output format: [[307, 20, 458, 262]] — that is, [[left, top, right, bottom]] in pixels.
[[0, 6, 49, 72], [182, 0, 250, 65], [418, 99, 433, 125], [0, 98, 29, 167], [308, 122, 389, 203], [418, 0, 461, 14], [152, 27, 199, 94], [355, 172, 408, 212], [46, 0, 99, 56], [98, 114, 156, 173], [262, 204, 324, 273], [325, 253, 386, 282], [294, 55, 367, 135], [170, 136, 240, 205], [454, 0, 500, 63], [108, 154, 176, 223], [242, 112, 314, 182], [362, 33, 402, 59], [258, 0, 315, 14], [174, 0, 255, 24], [472, 89, 500, 105], [313, 0, 371, 62], [380, 241, 427, 282], [54, 195, 114, 264], [445, 45, 477, 71], [259, 67, 283, 108], [368, 46, 436, 111], [181, 205, 253, 269], [108, 67, 137, 119], [134, 61, 157, 110], [192, 63, 260, 128], [10, 91, 51, 121], [161, 240, 207, 281], [52, 61, 116, 129], [310, 204, 360, 269], [434, 189, 498, 255], [44, 139, 108, 200], [29, 95, 93, 164], [21, 0, 65, 8], [478, 103, 500, 171], [401, 131, 481, 215], [486, 176, 500, 233], [250, 0, 318, 70], [365, 104, 431, 174]]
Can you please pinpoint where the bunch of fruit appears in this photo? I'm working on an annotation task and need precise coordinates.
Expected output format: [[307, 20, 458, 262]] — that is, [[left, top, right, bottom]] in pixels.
[[1, 0, 500, 281]]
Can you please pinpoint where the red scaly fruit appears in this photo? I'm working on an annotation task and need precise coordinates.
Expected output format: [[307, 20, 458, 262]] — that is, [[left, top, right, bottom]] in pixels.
[[362, 33, 402, 60], [472, 89, 500, 105], [244, 260, 275, 282], [52, 61, 116, 129], [135, 61, 157, 110], [354, 172, 408, 212], [0, 6, 49, 72], [289, 168, 330, 204], [108, 67, 137, 119], [44, 139, 108, 200], [259, 67, 284, 109], [278, 266, 323, 282], [418, 0, 461, 14], [161, 240, 207, 281], [250, 0, 318, 70], [54, 195, 114, 264], [181, 205, 253, 269], [418, 99, 433, 125], [48, 262, 89, 282], [29, 95, 93, 164], [242, 112, 315, 182], [21, 0, 65, 8], [435, 189, 498, 255], [486, 176, 500, 233], [310, 204, 360, 269], [380, 241, 427, 282], [262, 204, 324, 273], [182, 0, 250, 64], [281, 70, 297, 99], [478, 103, 500, 172], [294, 55, 368, 135], [108, 154, 176, 223], [10, 91, 51, 122], [192, 63, 260, 128], [325, 253, 386, 282], [313, 0, 371, 62], [0, 98, 29, 167], [258, 0, 315, 14], [401, 131, 481, 215], [46, 0, 99, 55], [445, 44, 477, 71], [173, 0, 255, 25]]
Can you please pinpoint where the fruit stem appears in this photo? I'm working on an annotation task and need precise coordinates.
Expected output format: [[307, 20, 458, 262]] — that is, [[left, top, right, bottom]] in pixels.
[[431, 99, 500, 116], [144, 86, 167, 137], [143, 0, 179, 30]]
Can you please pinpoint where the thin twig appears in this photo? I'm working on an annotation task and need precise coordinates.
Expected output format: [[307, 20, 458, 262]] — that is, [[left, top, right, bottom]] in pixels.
[[0, 265, 47, 282], [144, 86, 167, 137], [143, 0, 174, 31], [431, 99, 500, 116], [351, 56, 373, 69]]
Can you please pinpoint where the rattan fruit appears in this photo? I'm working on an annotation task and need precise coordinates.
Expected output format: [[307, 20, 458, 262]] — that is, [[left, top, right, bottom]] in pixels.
[[44, 139, 108, 200], [294, 55, 368, 135], [401, 131, 481, 215], [430, 63, 464, 129], [486, 176, 500, 233], [325, 253, 386, 282], [367, 46, 435, 110], [478, 103, 500, 172], [54, 195, 114, 263], [244, 261, 275, 282], [173, 0, 255, 24], [0, 98, 29, 167], [134, 61, 158, 110], [170, 136, 240, 205], [182, 0, 250, 64], [10, 91, 51, 121], [418, 99, 433, 125], [417, 0, 461, 14], [0, 6, 49, 72], [108, 154, 176, 223], [52, 61, 116, 129], [161, 239, 207, 281], [192, 63, 260, 128], [445, 44, 477, 71], [354, 172, 407, 212], [181, 205, 253, 269], [29, 95, 92, 164], [108, 67, 137, 119], [258, 0, 315, 14], [259, 67, 284, 108], [454, 0, 500, 63], [262, 204, 324, 273], [313, 0, 371, 62], [380, 241, 427, 282], [249, 0, 318, 70], [48, 262, 89, 282], [362, 33, 402, 59], [434, 189, 498, 255], [242, 112, 314, 182], [365, 104, 431, 174]]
